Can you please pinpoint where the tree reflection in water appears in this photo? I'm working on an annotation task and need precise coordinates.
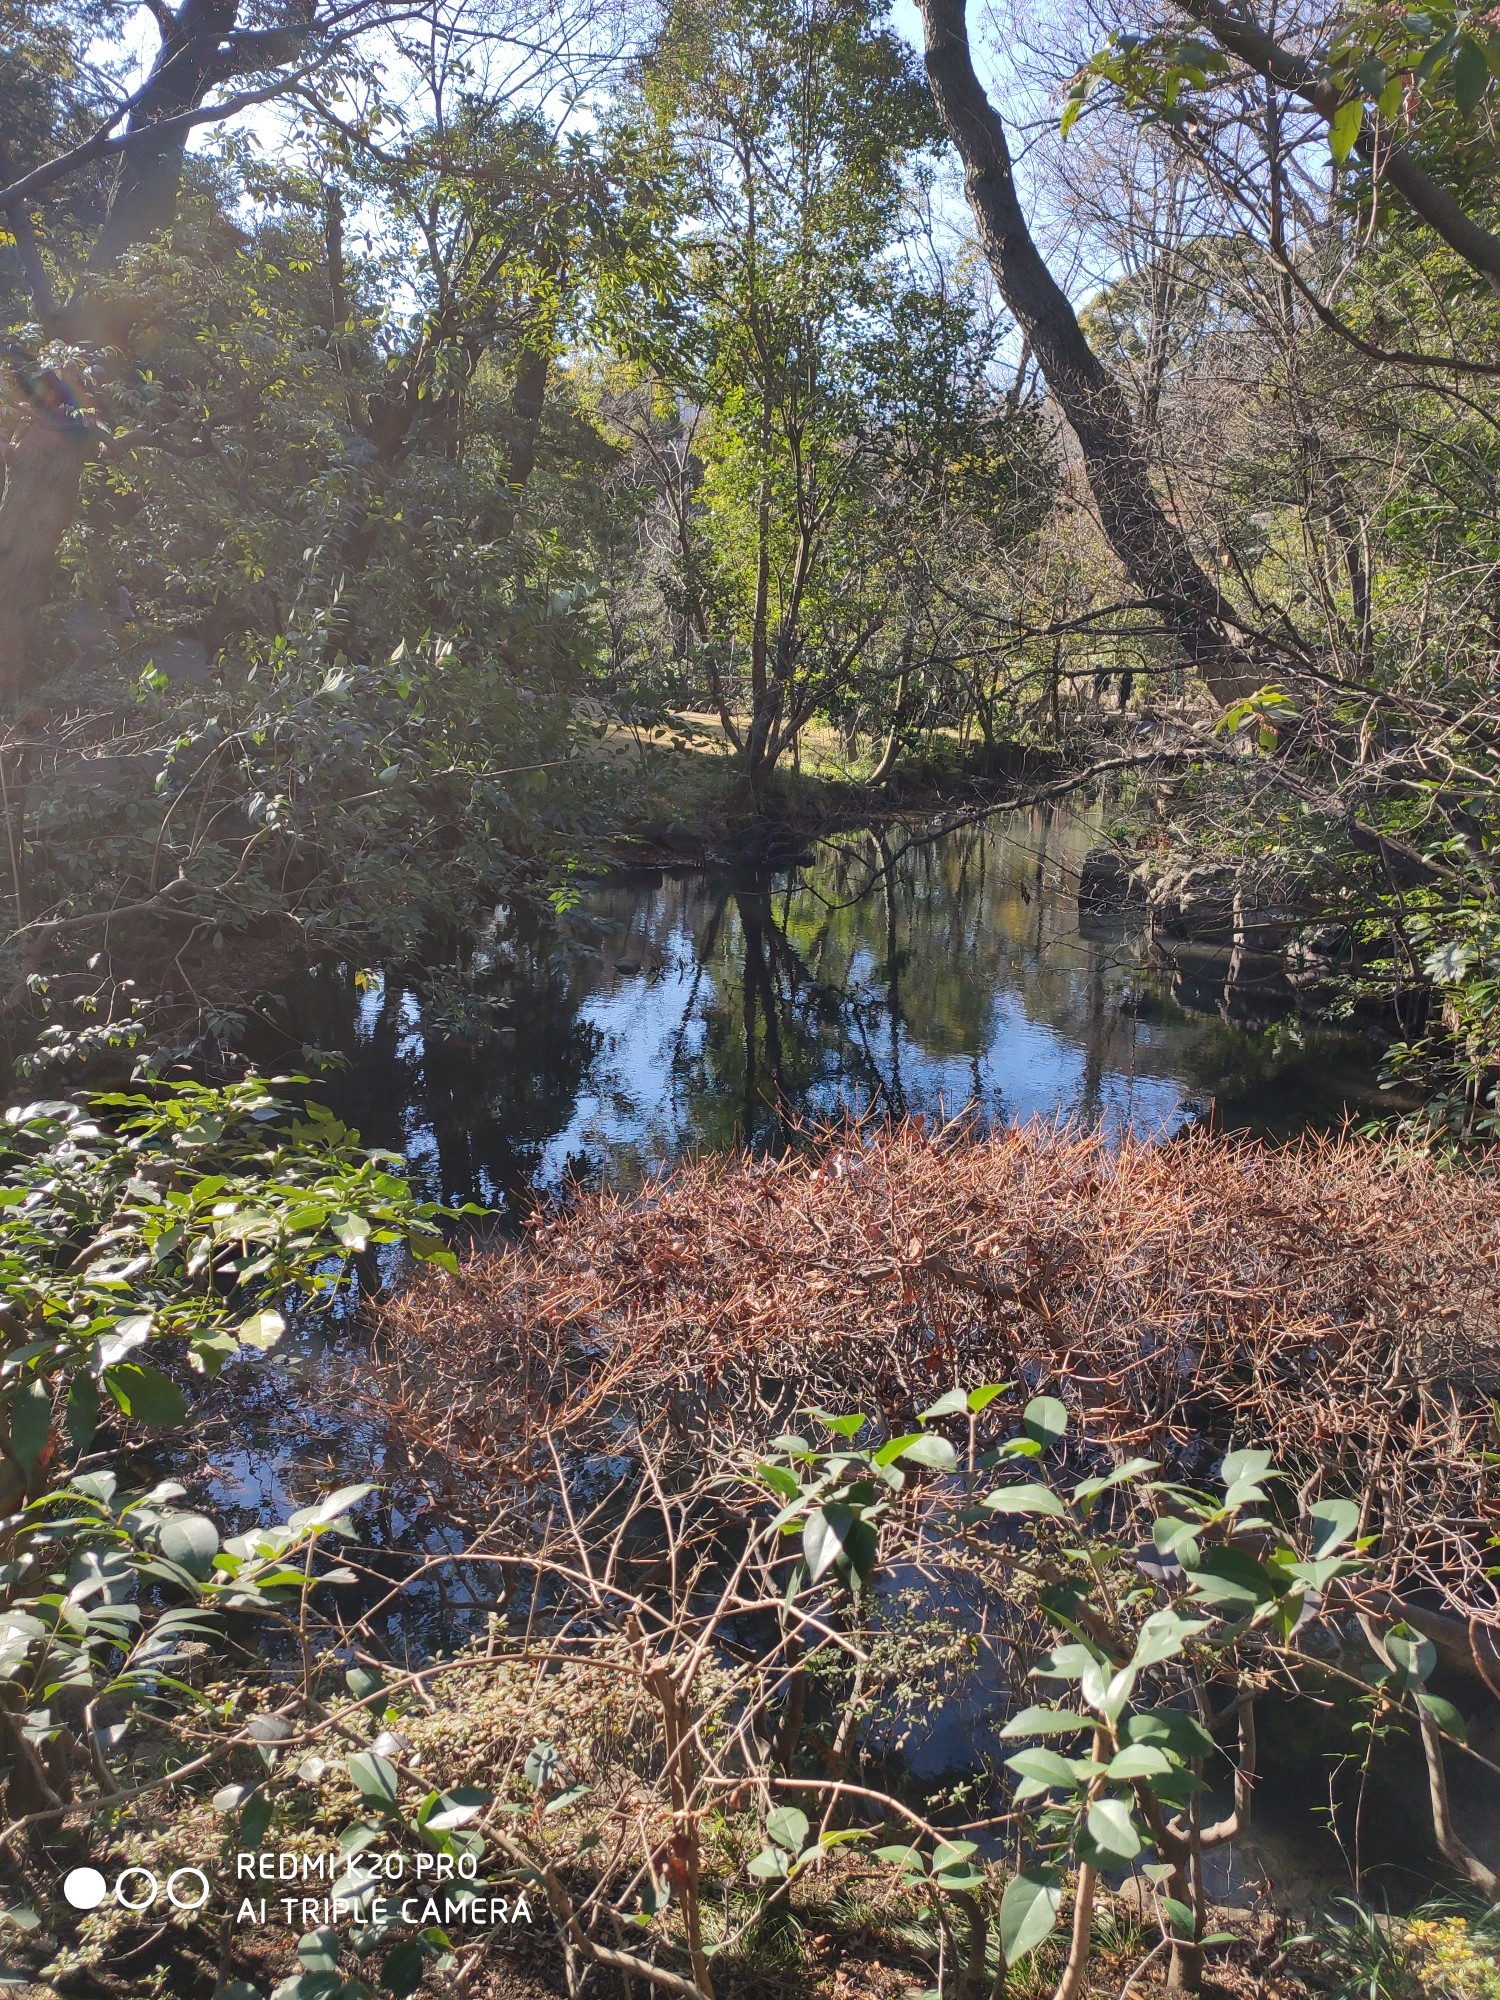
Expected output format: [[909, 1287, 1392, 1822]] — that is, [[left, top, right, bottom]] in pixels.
[[255, 809, 1384, 1207]]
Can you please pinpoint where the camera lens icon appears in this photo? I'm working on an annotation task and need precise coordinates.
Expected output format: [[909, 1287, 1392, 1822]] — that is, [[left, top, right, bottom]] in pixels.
[[63, 1865, 210, 1913]]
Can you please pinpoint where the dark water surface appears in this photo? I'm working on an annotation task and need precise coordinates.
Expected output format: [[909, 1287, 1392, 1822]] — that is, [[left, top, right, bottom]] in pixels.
[[251, 809, 1385, 1210]]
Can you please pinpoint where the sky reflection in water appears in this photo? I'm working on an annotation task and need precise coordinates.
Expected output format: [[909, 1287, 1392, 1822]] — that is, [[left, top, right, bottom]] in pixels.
[[264, 807, 1382, 1209]]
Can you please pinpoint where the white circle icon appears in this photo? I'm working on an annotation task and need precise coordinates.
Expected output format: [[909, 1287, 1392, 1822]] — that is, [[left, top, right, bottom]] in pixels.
[[166, 1868, 210, 1911], [114, 1867, 159, 1911], [62, 1867, 108, 1911]]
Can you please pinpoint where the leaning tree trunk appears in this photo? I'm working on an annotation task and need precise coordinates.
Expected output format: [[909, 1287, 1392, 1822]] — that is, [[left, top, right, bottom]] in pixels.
[[916, 0, 1257, 707]]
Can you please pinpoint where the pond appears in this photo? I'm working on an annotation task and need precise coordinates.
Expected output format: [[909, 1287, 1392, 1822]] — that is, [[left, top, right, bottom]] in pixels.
[[249, 807, 1388, 1212], [216, 804, 1388, 1529]]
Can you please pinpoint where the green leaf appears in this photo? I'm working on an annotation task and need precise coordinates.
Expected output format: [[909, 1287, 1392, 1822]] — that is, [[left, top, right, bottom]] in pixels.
[[245, 1715, 294, 1744], [1307, 1497, 1360, 1556], [747, 1846, 789, 1880], [1122, 1709, 1216, 1760], [1221, 1449, 1274, 1489], [1222, 1448, 1283, 1506], [1418, 1692, 1467, 1742], [841, 1514, 878, 1585], [1085, 1798, 1142, 1861], [1329, 94, 1364, 164], [1452, 34, 1489, 115], [983, 1482, 1066, 1517], [346, 1751, 400, 1806], [765, 1806, 809, 1854], [998, 1871, 1061, 1962], [1036, 1641, 1105, 1682], [1184, 1544, 1283, 1607], [804, 1503, 854, 1582], [918, 1389, 969, 1420], [755, 1463, 801, 1502], [1386, 1624, 1437, 1686], [1354, 56, 1388, 98], [1073, 1458, 1158, 1507], [967, 1383, 1008, 1412], [1005, 1746, 1087, 1798], [239, 1310, 286, 1351], [543, 1783, 591, 1816], [809, 1409, 866, 1439], [381, 1936, 433, 1996], [1161, 1895, 1196, 1937], [523, 1742, 559, 1789], [999, 1705, 1088, 1740], [65, 1373, 99, 1453], [1152, 1516, 1203, 1562], [103, 1363, 187, 1427], [287, 1484, 374, 1532], [1022, 1396, 1068, 1448], [241, 1789, 274, 1850], [1106, 1744, 1174, 1781], [873, 1434, 923, 1467], [898, 1434, 958, 1471], [872, 1842, 925, 1875], [346, 1667, 384, 1707], [10, 1379, 51, 1476], [297, 1929, 340, 1973], [932, 1861, 986, 1893], [409, 1239, 458, 1274], [1131, 1608, 1210, 1669], [1085, 1660, 1138, 1724], [159, 1513, 221, 1579], [425, 1787, 492, 1831]]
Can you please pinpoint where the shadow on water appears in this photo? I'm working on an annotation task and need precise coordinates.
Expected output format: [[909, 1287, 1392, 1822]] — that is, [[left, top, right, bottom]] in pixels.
[[244, 806, 1387, 1210]]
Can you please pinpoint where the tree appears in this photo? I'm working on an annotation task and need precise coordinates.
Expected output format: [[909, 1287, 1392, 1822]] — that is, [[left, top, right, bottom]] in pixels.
[[1024, 0, 1500, 1117], [621, 0, 1050, 788], [0, 0, 555, 698], [916, 0, 1260, 706], [293, 97, 669, 655], [1152, 0, 1500, 289]]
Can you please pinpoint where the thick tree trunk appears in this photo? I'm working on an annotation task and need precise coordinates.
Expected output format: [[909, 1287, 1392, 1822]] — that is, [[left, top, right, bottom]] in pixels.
[[917, 0, 1257, 706], [0, 406, 93, 699], [505, 347, 551, 495], [84, 0, 242, 289]]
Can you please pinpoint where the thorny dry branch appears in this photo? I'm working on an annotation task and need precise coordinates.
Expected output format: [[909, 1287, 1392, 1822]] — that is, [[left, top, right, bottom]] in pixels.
[[374, 1120, 1500, 1639]]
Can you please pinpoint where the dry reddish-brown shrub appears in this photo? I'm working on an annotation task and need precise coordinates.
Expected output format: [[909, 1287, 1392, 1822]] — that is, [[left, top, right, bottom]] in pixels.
[[375, 1123, 1500, 1620]]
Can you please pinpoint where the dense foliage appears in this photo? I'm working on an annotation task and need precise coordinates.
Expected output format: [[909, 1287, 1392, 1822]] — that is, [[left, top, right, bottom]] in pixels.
[[3, 0, 1499, 1117], [6, 2, 1500, 1990]]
